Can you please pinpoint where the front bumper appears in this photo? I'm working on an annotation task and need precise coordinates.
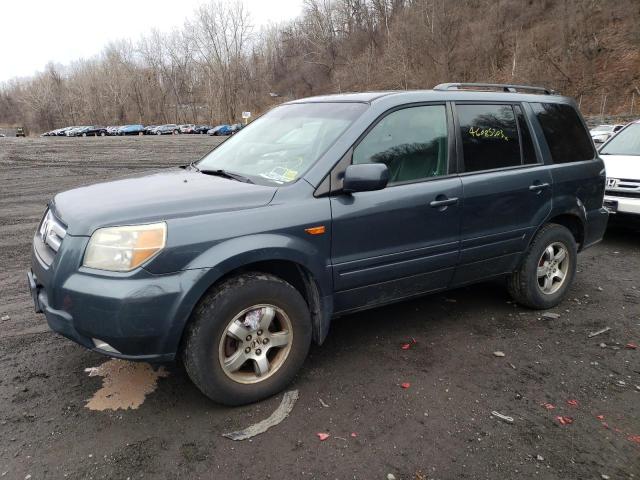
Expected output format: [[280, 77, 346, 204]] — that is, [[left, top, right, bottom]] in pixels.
[[29, 236, 201, 362], [604, 194, 640, 215]]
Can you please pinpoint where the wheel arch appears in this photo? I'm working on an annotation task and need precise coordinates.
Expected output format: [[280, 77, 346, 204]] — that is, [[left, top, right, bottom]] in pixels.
[[531, 198, 587, 252], [542, 213, 585, 249], [172, 251, 333, 358]]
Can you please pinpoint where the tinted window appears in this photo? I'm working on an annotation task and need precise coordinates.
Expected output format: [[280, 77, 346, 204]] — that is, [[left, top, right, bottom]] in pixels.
[[458, 104, 520, 172], [531, 103, 594, 163], [515, 105, 538, 164], [353, 105, 448, 184], [600, 123, 640, 156]]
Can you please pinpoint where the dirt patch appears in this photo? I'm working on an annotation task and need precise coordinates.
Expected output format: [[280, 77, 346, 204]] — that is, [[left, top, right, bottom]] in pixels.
[[0, 137, 638, 479], [84, 359, 169, 411]]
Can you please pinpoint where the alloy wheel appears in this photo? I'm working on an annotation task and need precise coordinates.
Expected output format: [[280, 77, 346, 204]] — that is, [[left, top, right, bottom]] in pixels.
[[218, 304, 293, 384], [537, 241, 569, 295]]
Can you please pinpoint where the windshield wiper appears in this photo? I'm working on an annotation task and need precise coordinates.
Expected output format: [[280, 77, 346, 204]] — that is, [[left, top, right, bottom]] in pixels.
[[199, 168, 254, 184]]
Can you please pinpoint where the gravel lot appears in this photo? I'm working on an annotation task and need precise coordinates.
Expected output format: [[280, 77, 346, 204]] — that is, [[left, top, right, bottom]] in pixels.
[[1, 136, 639, 479]]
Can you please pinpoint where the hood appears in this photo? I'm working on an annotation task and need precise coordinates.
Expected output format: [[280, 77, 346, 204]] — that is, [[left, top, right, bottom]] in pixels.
[[600, 154, 640, 180], [52, 168, 277, 235]]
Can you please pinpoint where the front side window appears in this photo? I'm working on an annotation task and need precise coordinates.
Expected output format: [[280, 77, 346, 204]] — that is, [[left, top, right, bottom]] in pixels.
[[600, 123, 640, 156], [457, 104, 521, 172], [352, 105, 448, 184], [531, 102, 594, 163], [197, 102, 367, 185]]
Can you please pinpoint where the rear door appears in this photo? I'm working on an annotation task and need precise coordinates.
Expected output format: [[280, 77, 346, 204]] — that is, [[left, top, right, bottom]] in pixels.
[[330, 104, 462, 313], [451, 102, 552, 286], [528, 102, 603, 234]]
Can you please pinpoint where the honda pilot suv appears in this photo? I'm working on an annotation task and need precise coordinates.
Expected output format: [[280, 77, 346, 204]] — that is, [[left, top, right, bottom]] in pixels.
[[599, 120, 640, 219], [29, 83, 608, 405]]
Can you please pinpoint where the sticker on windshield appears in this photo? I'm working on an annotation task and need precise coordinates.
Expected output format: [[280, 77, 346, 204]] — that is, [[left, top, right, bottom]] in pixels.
[[260, 167, 298, 183]]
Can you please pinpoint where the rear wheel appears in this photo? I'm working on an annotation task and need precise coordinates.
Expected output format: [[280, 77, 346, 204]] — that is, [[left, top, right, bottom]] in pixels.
[[507, 223, 577, 309], [182, 273, 312, 405]]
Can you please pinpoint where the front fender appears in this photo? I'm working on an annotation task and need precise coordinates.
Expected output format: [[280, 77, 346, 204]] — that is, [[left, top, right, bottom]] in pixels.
[[162, 233, 333, 354], [187, 233, 326, 272]]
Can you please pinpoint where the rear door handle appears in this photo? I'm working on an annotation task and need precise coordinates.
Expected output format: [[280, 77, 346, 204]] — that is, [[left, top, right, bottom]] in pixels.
[[429, 197, 459, 208], [529, 182, 550, 192]]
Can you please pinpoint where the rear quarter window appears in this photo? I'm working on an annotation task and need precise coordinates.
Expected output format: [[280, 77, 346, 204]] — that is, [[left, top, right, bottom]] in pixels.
[[531, 103, 594, 163]]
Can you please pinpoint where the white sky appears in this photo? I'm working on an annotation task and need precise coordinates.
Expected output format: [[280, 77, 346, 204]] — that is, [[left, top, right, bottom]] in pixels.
[[0, 0, 302, 82]]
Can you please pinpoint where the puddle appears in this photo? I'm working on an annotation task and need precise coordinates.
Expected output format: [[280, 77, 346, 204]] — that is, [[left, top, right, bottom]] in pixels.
[[84, 359, 169, 411]]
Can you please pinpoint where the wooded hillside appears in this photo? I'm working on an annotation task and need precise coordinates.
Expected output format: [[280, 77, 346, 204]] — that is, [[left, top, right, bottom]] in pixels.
[[1, 0, 639, 132]]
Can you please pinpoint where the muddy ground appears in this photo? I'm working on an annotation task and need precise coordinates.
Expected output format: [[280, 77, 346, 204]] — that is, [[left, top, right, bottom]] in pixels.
[[0, 136, 639, 480]]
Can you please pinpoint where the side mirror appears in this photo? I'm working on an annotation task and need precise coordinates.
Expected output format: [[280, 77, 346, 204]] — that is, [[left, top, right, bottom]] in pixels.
[[343, 163, 389, 193]]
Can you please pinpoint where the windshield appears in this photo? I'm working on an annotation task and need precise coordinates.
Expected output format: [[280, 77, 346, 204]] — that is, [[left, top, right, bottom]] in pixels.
[[600, 123, 640, 156], [197, 102, 367, 185]]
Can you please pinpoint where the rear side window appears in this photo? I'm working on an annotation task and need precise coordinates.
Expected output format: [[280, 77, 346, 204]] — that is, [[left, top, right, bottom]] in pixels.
[[457, 104, 521, 172], [531, 103, 594, 163]]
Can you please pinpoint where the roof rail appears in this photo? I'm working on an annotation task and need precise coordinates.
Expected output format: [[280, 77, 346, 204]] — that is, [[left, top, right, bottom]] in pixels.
[[433, 83, 556, 95]]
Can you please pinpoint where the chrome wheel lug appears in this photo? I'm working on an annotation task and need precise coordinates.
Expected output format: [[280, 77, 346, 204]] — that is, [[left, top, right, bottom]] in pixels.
[[256, 349, 262, 355], [263, 338, 269, 345], [246, 335, 252, 341], [244, 347, 251, 354], [257, 330, 263, 336]]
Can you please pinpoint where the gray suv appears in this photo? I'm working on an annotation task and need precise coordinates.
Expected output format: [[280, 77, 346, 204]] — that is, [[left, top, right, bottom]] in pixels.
[[28, 83, 608, 405]]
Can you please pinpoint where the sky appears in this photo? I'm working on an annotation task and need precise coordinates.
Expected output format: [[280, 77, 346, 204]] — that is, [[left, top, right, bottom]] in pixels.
[[0, 0, 303, 82]]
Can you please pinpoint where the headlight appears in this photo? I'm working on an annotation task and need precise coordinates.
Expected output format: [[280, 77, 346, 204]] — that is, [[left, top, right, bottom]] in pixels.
[[83, 222, 166, 272]]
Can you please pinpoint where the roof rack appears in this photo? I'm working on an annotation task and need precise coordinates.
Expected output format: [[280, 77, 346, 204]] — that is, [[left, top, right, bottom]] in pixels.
[[433, 83, 556, 95]]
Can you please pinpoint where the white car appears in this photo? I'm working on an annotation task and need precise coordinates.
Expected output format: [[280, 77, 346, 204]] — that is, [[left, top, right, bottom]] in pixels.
[[590, 124, 625, 144], [600, 120, 640, 216]]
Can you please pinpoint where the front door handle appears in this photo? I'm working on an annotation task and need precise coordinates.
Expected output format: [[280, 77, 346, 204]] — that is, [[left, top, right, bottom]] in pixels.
[[529, 182, 550, 192], [429, 196, 459, 209]]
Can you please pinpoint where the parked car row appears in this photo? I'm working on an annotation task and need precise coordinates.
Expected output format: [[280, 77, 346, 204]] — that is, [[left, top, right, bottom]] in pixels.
[[207, 123, 244, 136], [40, 123, 243, 137]]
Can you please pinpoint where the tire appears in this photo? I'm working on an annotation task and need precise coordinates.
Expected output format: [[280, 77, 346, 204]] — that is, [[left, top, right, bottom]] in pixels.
[[173, 130, 179, 135], [82, 132, 87, 137], [156, 131, 161, 135], [182, 272, 312, 405], [138, 131, 143, 136], [101, 132, 106, 136], [507, 223, 577, 309]]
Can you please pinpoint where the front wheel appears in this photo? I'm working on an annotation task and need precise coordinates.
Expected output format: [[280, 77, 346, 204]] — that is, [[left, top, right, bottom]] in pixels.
[[507, 223, 577, 309], [182, 273, 312, 405]]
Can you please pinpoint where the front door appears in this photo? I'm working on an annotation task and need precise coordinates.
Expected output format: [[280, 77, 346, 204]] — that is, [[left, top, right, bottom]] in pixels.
[[330, 104, 462, 313]]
